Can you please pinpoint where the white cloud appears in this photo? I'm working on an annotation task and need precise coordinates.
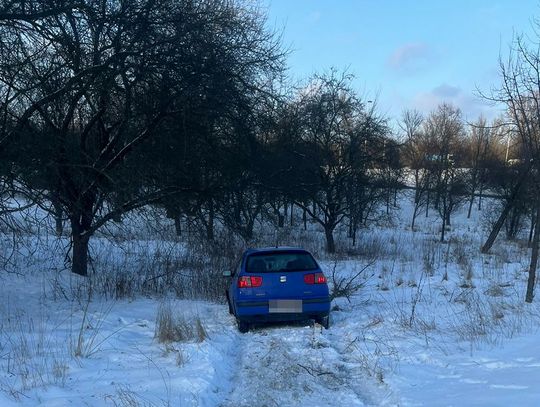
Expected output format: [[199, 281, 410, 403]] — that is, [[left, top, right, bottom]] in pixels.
[[411, 84, 503, 121], [432, 84, 461, 98], [388, 43, 435, 75]]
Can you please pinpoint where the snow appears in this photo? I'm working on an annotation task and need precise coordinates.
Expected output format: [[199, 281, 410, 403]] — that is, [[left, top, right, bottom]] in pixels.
[[391, 332, 540, 406], [2, 194, 540, 406]]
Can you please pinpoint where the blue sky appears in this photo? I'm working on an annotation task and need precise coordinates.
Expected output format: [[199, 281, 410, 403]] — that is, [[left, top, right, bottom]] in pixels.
[[264, 0, 539, 124]]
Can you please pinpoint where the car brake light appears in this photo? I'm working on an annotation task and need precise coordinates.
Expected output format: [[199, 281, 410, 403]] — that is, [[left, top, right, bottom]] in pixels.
[[304, 274, 315, 284], [316, 273, 327, 284], [304, 273, 327, 284], [238, 277, 249, 288], [238, 276, 263, 288]]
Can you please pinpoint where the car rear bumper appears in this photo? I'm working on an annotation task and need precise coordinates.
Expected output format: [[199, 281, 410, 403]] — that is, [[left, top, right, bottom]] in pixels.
[[235, 297, 330, 321]]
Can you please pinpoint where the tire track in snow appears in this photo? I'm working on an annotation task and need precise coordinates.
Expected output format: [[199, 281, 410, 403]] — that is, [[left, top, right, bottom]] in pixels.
[[323, 325, 398, 406], [217, 323, 373, 407]]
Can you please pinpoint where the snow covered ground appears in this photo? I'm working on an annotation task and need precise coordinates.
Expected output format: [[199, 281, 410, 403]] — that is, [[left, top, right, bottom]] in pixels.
[[1, 194, 540, 406]]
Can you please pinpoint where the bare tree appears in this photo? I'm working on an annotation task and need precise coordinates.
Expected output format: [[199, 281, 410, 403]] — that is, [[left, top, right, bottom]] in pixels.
[[466, 116, 492, 218], [400, 109, 432, 230], [284, 70, 389, 253], [482, 31, 540, 302], [422, 103, 467, 241], [0, 0, 285, 275]]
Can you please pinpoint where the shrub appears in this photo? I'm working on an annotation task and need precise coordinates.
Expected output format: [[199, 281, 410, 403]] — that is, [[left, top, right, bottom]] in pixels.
[[154, 302, 207, 344]]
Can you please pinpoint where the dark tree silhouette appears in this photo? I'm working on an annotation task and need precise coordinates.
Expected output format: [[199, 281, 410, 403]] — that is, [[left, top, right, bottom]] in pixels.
[[0, 0, 285, 275]]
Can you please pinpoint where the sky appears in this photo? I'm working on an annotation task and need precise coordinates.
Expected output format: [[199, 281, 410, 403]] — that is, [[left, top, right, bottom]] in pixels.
[[264, 0, 539, 125]]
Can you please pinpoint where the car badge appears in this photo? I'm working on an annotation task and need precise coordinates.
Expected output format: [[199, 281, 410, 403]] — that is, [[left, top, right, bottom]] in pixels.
[[280, 276, 287, 283]]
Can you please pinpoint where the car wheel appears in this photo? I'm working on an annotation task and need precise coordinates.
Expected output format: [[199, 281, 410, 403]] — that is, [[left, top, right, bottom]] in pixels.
[[318, 315, 330, 329], [237, 319, 249, 333]]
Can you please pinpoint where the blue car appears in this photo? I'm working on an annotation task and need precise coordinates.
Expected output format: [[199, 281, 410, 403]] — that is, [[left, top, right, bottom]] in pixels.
[[224, 247, 331, 333]]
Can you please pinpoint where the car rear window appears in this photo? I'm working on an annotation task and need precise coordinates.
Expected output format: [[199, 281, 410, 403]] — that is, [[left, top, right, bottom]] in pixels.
[[246, 251, 318, 273]]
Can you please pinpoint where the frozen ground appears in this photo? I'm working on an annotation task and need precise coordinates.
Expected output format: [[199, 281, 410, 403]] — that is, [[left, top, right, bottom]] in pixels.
[[1, 195, 540, 406]]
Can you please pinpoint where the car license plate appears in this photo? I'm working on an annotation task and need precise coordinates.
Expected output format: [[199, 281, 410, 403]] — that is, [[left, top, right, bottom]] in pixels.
[[269, 299, 302, 313]]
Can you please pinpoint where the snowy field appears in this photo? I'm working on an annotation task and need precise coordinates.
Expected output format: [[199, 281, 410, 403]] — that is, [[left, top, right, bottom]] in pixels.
[[1, 193, 540, 406]]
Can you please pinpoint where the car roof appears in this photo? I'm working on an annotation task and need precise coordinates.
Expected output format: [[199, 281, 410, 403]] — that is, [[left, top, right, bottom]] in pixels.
[[245, 246, 310, 255]]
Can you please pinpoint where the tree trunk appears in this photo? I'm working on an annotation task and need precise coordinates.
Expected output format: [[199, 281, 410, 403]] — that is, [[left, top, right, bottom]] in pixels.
[[506, 208, 521, 240], [529, 212, 536, 248], [351, 218, 357, 246], [273, 203, 284, 228], [477, 171, 485, 211], [467, 192, 475, 219], [207, 200, 214, 241], [53, 200, 63, 237], [467, 170, 477, 219], [324, 226, 335, 253], [71, 229, 90, 276], [290, 202, 294, 226], [434, 170, 443, 210], [244, 217, 255, 241], [411, 204, 418, 231], [526, 203, 540, 302], [482, 201, 514, 253], [174, 215, 182, 236], [69, 193, 95, 276], [478, 192, 483, 211], [481, 163, 532, 253], [440, 213, 446, 242], [303, 208, 307, 230], [425, 191, 430, 218]]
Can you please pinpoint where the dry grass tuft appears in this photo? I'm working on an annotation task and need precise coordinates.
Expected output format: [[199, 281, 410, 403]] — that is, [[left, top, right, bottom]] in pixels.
[[155, 302, 207, 344]]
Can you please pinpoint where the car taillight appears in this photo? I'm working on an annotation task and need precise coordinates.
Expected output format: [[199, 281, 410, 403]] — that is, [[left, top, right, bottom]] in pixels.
[[304, 273, 326, 284], [304, 274, 315, 284], [238, 276, 263, 288]]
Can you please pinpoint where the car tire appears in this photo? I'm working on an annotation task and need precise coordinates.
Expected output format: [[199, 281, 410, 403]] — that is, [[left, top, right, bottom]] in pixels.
[[319, 315, 330, 329], [237, 319, 249, 333]]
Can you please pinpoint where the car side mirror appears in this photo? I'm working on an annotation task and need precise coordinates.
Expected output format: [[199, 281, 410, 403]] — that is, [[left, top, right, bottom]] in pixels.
[[222, 270, 232, 277]]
